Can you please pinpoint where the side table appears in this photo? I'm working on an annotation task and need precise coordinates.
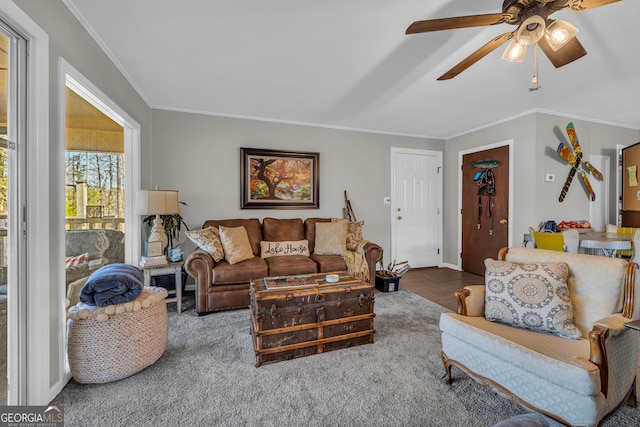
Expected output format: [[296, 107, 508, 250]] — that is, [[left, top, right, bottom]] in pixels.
[[624, 319, 640, 331], [141, 261, 184, 314]]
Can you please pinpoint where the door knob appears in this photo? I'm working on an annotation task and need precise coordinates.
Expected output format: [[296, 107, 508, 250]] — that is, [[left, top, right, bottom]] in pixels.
[[500, 219, 507, 224], [397, 216, 403, 220]]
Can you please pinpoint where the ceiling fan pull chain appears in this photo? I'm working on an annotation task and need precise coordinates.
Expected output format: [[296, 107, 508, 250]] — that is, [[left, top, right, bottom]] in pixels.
[[529, 43, 541, 91]]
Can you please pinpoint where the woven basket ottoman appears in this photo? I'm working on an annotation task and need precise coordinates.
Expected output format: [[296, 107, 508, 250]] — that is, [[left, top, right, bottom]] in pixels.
[[67, 286, 168, 384]]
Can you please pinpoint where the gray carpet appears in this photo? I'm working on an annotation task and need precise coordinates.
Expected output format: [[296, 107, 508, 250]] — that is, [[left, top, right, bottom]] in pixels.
[[53, 290, 640, 427]]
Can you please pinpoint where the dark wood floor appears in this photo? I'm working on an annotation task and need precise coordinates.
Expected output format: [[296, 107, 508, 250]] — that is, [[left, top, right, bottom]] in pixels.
[[398, 267, 483, 311]]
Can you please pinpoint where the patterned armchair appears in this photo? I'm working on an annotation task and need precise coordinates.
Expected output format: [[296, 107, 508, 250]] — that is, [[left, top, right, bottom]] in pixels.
[[440, 247, 639, 426]]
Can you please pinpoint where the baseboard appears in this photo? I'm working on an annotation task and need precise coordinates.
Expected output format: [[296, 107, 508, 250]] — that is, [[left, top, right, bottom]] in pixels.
[[441, 263, 460, 270]]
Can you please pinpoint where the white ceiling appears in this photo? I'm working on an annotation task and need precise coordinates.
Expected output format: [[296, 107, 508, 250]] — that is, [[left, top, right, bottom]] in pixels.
[[64, 0, 640, 139]]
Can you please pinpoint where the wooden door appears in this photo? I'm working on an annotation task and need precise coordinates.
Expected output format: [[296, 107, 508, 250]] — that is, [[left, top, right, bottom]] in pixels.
[[462, 145, 509, 275]]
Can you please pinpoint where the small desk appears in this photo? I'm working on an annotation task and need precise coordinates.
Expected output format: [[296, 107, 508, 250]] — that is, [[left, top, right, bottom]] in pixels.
[[141, 261, 183, 314], [578, 232, 632, 258]]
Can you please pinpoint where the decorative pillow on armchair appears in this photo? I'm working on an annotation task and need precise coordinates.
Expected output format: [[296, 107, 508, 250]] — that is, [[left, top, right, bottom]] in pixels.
[[186, 226, 225, 262], [65, 253, 88, 269], [484, 258, 582, 339]]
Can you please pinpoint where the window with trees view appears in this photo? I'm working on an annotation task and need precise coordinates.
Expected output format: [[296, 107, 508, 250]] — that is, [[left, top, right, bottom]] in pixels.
[[65, 86, 125, 231], [65, 151, 124, 220]]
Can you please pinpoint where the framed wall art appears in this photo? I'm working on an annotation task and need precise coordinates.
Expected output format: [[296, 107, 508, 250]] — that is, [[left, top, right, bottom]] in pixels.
[[241, 148, 320, 209]]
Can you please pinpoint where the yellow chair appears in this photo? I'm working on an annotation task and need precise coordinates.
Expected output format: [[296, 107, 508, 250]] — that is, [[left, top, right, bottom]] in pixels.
[[529, 228, 567, 252], [604, 224, 635, 259]]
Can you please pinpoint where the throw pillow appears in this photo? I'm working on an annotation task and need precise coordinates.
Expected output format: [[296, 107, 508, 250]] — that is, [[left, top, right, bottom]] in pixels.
[[484, 258, 582, 339], [219, 225, 254, 265], [314, 221, 347, 255], [185, 227, 225, 262], [65, 253, 88, 269], [260, 240, 310, 259], [347, 221, 364, 251], [330, 218, 364, 250]]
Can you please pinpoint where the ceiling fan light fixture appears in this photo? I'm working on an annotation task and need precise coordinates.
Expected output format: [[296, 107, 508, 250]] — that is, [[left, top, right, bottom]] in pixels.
[[544, 19, 579, 51], [515, 15, 546, 46], [502, 38, 528, 62]]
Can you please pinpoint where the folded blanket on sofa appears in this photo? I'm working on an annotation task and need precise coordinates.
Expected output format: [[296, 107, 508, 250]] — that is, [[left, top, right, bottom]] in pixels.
[[79, 263, 144, 307]]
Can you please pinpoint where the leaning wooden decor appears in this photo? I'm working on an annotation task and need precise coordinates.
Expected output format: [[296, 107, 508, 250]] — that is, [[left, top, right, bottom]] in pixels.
[[249, 273, 375, 367]]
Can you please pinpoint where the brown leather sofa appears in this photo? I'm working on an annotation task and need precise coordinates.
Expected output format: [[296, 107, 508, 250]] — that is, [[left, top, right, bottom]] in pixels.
[[185, 217, 382, 315]]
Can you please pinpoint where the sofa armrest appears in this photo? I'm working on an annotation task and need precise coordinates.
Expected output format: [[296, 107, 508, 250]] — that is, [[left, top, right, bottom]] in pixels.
[[185, 249, 215, 314], [363, 241, 382, 285], [456, 285, 485, 317], [589, 313, 639, 399]]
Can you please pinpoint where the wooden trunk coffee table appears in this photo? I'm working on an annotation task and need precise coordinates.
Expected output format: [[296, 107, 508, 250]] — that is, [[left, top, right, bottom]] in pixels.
[[249, 272, 375, 367]]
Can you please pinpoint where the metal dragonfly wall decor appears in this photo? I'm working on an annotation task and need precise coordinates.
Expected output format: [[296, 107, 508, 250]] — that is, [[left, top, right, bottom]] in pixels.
[[557, 122, 603, 202]]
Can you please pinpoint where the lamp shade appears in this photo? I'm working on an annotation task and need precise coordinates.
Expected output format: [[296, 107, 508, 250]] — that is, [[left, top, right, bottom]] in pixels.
[[544, 19, 579, 51], [135, 189, 180, 215], [502, 39, 528, 62]]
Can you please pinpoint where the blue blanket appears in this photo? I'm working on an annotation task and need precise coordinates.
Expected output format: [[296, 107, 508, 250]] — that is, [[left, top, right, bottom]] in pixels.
[[79, 263, 144, 307]]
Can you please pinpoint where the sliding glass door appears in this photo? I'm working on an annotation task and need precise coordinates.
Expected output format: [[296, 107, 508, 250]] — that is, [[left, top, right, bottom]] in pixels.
[[0, 20, 27, 404]]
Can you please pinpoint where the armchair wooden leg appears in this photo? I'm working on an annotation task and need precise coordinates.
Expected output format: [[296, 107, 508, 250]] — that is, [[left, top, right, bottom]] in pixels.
[[441, 351, 452, 384], [627, 377, 637, 408]]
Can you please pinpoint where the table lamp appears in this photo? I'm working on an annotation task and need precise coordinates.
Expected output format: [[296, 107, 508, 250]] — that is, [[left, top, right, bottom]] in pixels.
[[135, 187, 180, 255]]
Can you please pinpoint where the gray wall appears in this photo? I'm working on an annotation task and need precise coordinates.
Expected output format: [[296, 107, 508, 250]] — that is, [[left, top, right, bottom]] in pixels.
[[444, 112, 640, 266], [14, 0, 152, 398], [150, 109, 445, 259]]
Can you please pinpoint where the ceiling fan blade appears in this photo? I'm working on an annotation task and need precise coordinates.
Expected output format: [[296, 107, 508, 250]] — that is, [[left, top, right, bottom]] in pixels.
[[570, 0, 621, 11], [437, 32, 513, 80], [406, 13, 508, 34], [538, 36, 587, 68]]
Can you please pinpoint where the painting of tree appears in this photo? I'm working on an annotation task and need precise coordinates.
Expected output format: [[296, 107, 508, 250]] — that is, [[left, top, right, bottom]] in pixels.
[[241, 148, 319, 209]]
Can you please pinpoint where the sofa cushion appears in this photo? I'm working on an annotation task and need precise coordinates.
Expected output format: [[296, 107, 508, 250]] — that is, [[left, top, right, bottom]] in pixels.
[[440, 313, 599, 396], [186, 226, 225, 262], [314, 221, 347, 255], [262, 217, 305, 241], [260, 240, 310, 258], [502, 248, 628, 337], [484, 258, 581, 339], [211, 257, 268, 284], [265, 255, 317, 277], [310, 254, 347, 274], [203, 219, 262, 256], [219, 226, 255, 265]]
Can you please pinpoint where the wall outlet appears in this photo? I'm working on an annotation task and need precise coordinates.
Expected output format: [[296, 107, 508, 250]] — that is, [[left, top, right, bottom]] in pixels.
[[545, 173, 555, 182], [383, 197, 391, 204]]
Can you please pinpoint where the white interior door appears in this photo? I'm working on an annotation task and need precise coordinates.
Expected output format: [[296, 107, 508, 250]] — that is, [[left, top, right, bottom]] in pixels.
[[391, 148, 442, 268]]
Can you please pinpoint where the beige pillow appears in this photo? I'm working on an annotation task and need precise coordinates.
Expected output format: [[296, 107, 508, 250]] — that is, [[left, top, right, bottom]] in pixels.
[[185, 227, 225, 262], [261, 240, 310, 259], [314, 221, 347, 255], [331, 218, 364, 251], [219, 226, 254, 265], [484, 258, 581, 339]]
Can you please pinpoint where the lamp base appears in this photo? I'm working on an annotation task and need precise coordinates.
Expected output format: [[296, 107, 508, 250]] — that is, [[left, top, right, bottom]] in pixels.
[[148, 214, 169, 254]]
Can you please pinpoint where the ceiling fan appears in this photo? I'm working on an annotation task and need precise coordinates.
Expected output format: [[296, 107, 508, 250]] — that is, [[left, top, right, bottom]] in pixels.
[[406, 0, 621, 82]]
